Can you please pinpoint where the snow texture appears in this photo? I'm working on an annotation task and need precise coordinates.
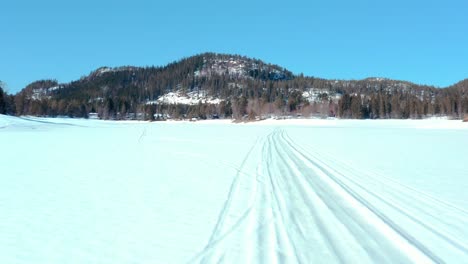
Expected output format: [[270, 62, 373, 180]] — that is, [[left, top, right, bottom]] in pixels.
[[302, 88, 342, 103], [148, 90, 223, 105], [1, 115, 468, 263]]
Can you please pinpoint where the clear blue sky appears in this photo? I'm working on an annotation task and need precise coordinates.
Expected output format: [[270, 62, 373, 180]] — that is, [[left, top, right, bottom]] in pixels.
[[1, 0, 467, 93]]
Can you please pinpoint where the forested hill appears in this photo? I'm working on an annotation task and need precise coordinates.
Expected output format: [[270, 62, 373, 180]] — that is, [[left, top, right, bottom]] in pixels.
[[2, 52, 468, 120]]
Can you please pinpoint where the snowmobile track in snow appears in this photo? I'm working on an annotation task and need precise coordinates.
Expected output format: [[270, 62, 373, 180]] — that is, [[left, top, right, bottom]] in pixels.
[[190, 128, 467, 263]]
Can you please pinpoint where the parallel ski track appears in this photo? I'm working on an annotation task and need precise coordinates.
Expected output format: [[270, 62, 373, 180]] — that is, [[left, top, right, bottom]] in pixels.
[[276, 130, 441, 263], [190, 136, 263, 263], [190, 128, 467, 263], [281, 132, 468, 257], [18, 116, 87, 127]]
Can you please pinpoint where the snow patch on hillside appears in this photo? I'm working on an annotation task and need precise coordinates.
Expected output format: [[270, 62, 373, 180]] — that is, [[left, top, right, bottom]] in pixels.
[[93, 66, 138, 77], [31, 86, 62, 100], [302, 88, 342, 103], [147, 90, 223, 105], [195, 56, 289, 81]]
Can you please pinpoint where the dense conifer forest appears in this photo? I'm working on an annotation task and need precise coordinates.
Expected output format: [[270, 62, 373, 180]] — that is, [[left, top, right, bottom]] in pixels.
[[2, 53, 467, 120]]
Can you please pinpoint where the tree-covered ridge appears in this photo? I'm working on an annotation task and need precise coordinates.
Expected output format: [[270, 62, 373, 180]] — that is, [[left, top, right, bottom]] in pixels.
[[8, 53, 468, 120], [0, 81, 16, 115]]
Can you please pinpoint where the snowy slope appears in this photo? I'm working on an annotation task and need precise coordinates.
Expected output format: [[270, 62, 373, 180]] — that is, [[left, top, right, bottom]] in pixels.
[[1, 115, 468, 263], [147, 90, 223, 105]]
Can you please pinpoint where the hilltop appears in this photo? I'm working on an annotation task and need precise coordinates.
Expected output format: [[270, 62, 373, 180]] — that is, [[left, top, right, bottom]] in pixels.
[[3, 53, 467, 120]]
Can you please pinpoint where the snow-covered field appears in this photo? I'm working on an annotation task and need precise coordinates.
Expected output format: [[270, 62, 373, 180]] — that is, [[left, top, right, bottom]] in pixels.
[[1, 115, 468, 263]]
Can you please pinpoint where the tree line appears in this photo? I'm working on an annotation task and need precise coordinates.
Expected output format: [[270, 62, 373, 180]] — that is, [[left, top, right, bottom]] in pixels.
[[2, 53, 468, 120], [0, 81, 16, 115]]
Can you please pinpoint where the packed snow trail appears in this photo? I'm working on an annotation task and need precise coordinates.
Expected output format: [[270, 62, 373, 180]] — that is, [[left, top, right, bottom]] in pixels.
[[282, 131, 468, 262], [192, 129, 468, 263], [2, 116, 468, 263]]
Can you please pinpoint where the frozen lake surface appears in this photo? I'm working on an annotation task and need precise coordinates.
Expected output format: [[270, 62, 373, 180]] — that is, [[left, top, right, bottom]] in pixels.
[[1, 115, 468, 263]]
